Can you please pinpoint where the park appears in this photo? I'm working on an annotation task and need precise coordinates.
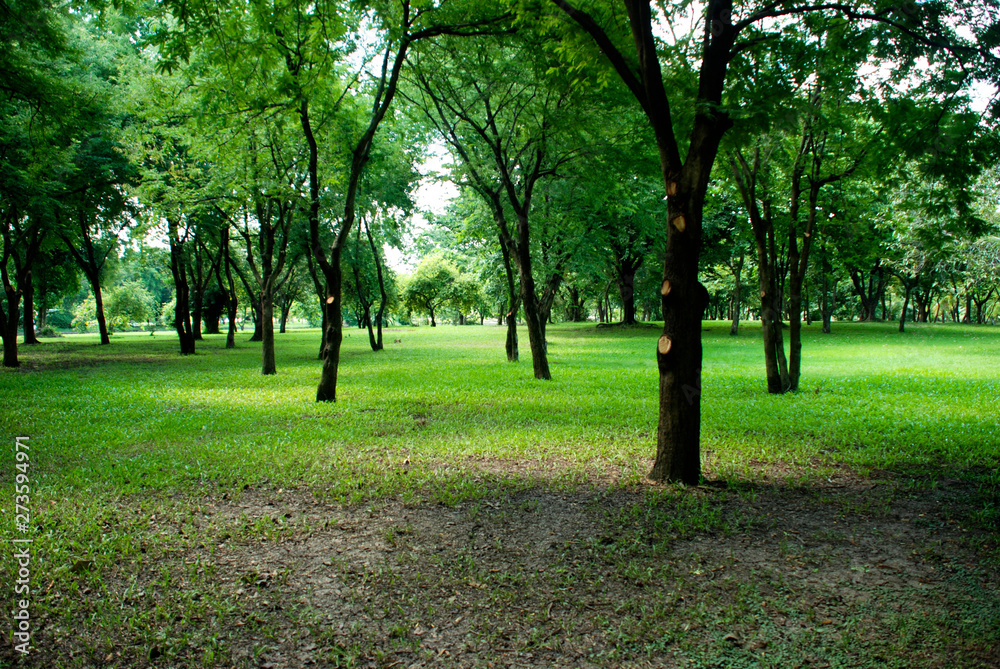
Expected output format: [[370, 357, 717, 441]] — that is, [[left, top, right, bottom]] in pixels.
[[1, 323, 999, 666], [2, 0, 1000, 666]]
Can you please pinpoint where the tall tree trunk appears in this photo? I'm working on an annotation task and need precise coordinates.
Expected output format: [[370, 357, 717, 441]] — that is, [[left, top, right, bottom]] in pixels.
[[787, 178, 820, 393], [21, 269, 39, 345], [167, 218, 196, 355], [731, 151, 789, 393], [729, 252, 743, 336], [316, 249, 344, 402], [306, 253, 327, 359], [364, 220, 387, 351], [261, 289, 276, 375], [1, 292, 19, 367], [2, 214, 42, 366], [352, 238, 377, 350], [648, 185, 711, 485], [500, 233, 520, 362], [537, 272, 562, 346], [616, 258, 639, 325], [92, 277, 111, 345], [512, 215, 550, 380], [222, 226, 238, 349], [899, 284, 911, 333]]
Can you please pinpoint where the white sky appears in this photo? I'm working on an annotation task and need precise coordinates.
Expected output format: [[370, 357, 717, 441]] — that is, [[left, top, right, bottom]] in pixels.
[[383, 142, 458, 271]]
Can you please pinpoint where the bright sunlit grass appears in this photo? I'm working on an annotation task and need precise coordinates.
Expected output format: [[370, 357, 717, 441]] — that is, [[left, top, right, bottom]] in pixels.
[[2, 320, 998, 501]]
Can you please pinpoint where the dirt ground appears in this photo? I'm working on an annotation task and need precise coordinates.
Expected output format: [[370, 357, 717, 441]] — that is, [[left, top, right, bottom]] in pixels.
[[4, 466, 998, 668], [165, 470, 999, 668]]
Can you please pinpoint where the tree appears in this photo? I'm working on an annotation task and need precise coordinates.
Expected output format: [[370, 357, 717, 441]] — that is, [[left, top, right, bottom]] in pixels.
[[542, 0, 1000, 483], [402, 254, 459, 326], [406, 32, 581, 379]]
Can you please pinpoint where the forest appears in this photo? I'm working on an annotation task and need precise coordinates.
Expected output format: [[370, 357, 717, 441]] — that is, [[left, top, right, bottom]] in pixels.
[[2, 0, 1000, 666]]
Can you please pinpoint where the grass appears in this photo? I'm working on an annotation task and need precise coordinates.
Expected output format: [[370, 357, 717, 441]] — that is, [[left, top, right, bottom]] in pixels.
[[1, 320, 998, 667]]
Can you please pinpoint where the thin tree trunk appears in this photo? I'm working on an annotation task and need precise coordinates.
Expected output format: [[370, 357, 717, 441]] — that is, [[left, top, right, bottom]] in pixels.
[[261, 288, 276, 375], [500, 232, 520, 362], [731, 151, 789, 393], [167, 217, 196, 355], [352, 232, 377, 350], [222, 226, 238, 349], [511, 214, 550, 380], [364, 220, 387, 351], [92, 277, 111, 345], [729, 252, 743, 336], [316, 248, 344, 402], [899, 285, 911, 333]]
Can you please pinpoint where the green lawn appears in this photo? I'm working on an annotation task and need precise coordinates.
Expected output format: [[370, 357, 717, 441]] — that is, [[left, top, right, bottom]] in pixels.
[[1, 321, 998, 667], [4, 321, 998, 494]]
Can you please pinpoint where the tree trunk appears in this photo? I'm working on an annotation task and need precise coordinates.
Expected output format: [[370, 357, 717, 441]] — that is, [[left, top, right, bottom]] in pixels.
[[729, 252, 743, 336], [648, 185, 710, 486], [566, 284, 586, 322], [92, 278, 111, 345], [617, 258, 639, 325], [352, 241, 378, 350], [261, 289, 276, 375], [731, 151, 789, 393], [316, 250, 344, 402], [899, 285, 911, 333], [168, 218, 196, 355], [365, 220, 386, 351], [537, 272, 562, 348], [191, 290, 204, 340], [822, 276, 835, 334], [511, 214, 550, 380], [502, 230, 519, 362], [279, 300, 291, 334], [787, 179, 820, 393], [248, 301, 263, 341], [1, 291, 19, 367], [222, 226, 238, 349], [21, 269, 39, 345]]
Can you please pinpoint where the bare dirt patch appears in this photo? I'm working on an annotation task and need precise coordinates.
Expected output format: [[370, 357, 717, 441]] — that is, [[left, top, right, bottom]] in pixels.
[[180, 478, 1000, 667], [6, 475, 998, 668]]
